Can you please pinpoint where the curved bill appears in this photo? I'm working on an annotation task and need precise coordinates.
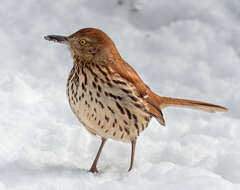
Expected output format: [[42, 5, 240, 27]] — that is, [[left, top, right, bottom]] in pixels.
[[44, 35, 68, 44]]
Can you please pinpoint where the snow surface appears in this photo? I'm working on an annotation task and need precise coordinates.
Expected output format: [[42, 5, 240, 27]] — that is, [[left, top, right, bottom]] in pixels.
[[0, 0, 240, 189]]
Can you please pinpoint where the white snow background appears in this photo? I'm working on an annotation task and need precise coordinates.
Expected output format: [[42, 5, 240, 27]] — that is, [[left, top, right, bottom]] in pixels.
[[0, 0, 240, 189]]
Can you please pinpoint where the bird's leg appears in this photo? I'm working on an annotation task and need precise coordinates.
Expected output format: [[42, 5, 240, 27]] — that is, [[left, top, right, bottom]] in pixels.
[[128, 139, 137, 172], [89, 137, 107, 173]]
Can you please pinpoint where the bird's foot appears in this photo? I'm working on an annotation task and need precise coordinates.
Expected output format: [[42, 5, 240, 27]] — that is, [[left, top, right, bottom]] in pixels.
[[89, 166, 99, 173], [128, 166, 133, 172]]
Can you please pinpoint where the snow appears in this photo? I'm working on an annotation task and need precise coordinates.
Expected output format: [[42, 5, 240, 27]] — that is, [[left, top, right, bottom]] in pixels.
[[0, 0, 240, 189]]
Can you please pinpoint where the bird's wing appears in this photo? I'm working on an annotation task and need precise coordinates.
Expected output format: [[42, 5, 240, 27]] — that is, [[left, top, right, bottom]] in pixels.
[[108, 60, 166, 126]]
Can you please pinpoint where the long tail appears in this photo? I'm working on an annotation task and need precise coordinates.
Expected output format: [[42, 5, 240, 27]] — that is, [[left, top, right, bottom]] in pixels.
[[145, 91, 228, 126], [159, 97, 228, 113]]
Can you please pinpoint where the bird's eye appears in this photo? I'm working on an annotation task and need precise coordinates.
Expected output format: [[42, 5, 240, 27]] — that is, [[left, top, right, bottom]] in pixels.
[[79, 39, 87, 46]]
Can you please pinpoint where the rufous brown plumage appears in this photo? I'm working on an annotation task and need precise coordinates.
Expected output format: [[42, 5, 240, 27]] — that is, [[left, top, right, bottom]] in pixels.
[[45, 28, 227, 173]]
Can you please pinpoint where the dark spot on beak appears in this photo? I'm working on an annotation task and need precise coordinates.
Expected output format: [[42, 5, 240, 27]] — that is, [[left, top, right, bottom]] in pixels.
[[44, 35, 68, 43]]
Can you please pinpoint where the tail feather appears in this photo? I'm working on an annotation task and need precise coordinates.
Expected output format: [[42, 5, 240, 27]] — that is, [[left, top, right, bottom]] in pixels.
[[159, 97, 228, 113], [145, 91, 227, 127]]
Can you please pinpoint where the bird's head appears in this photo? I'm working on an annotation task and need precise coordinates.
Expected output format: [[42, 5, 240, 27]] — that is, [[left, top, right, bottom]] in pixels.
[[44, 28, 119, 63]]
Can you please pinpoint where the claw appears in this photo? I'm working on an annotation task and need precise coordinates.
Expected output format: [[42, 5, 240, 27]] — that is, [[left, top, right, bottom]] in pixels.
[[89, 167, 99, 173]]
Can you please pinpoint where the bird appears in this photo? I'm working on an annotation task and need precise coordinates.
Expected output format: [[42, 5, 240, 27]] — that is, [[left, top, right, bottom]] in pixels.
[[44, 28, 228, 173]]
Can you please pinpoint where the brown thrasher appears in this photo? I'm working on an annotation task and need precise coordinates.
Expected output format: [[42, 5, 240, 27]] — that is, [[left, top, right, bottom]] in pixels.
[[44, 28, 227, 173]]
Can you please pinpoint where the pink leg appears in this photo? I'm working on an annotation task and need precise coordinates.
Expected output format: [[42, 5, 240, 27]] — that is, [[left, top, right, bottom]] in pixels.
[[128, 139, 136, 172], [89, 138, 107, 173]]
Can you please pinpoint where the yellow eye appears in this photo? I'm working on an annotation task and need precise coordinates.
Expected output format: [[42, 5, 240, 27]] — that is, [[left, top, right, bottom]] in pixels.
[[79, 39, 87, 46]]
